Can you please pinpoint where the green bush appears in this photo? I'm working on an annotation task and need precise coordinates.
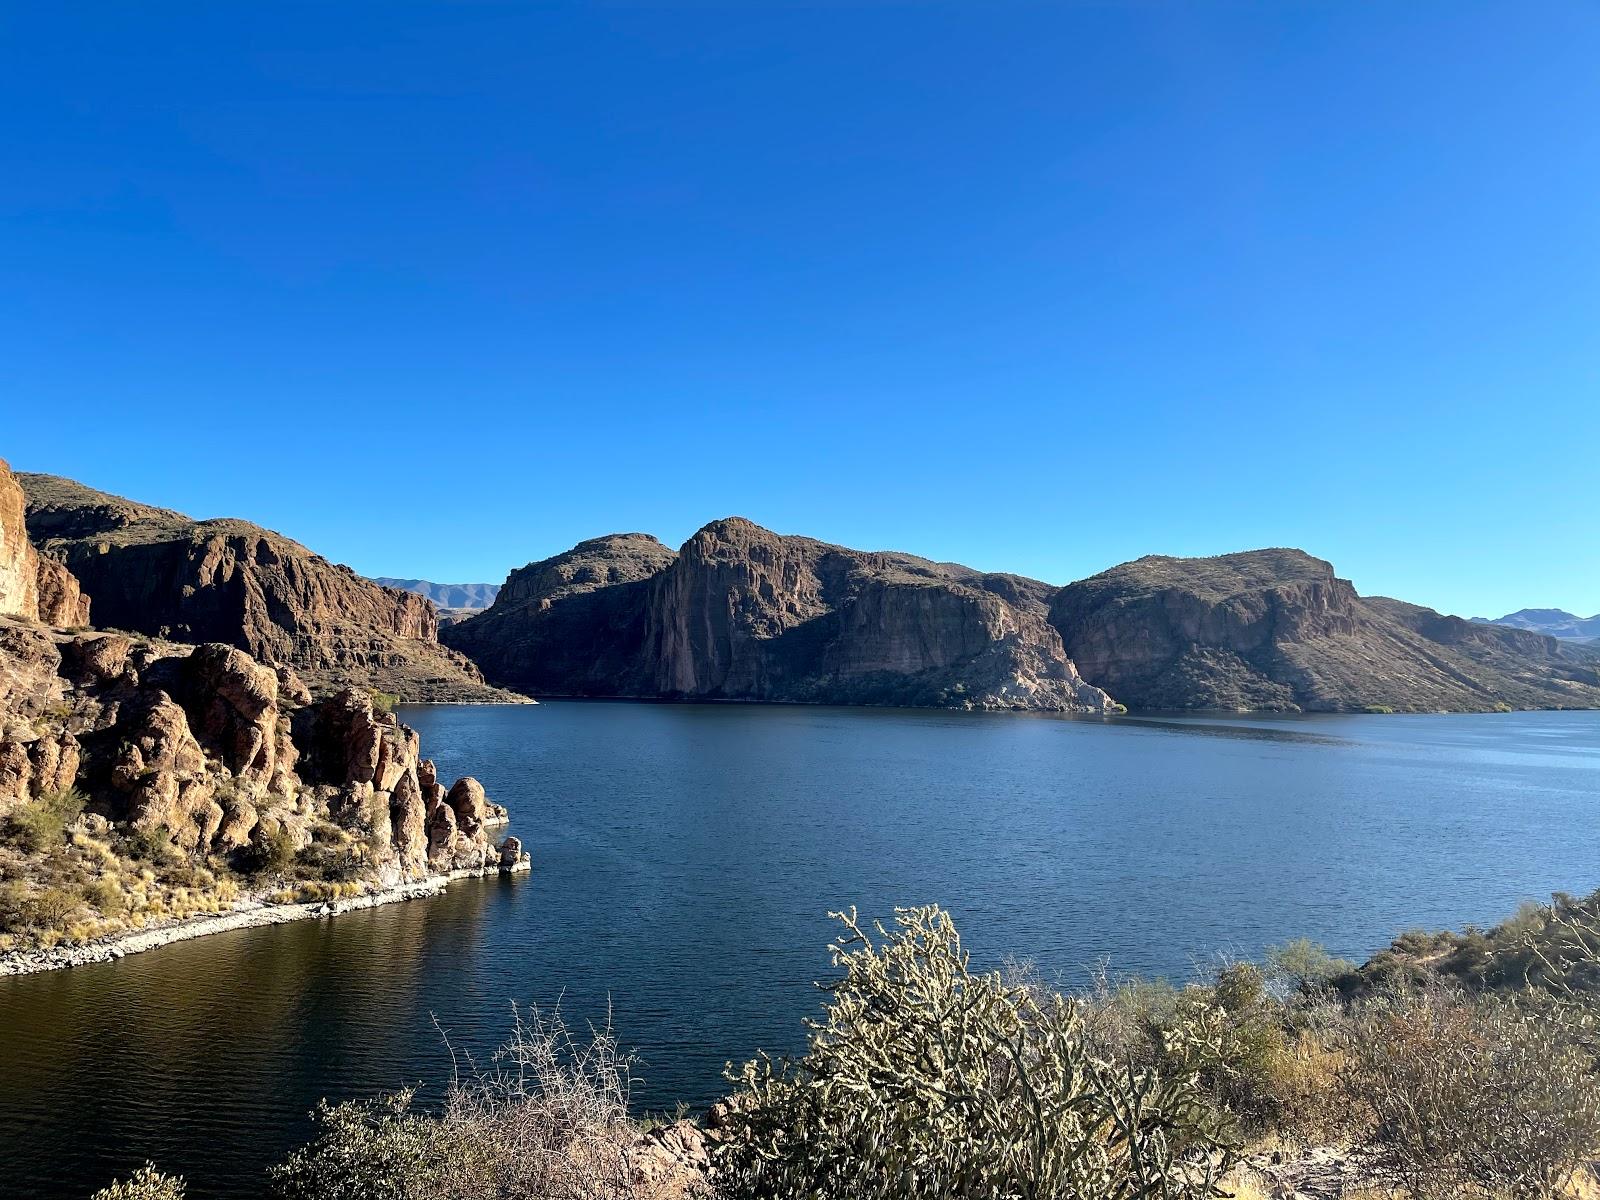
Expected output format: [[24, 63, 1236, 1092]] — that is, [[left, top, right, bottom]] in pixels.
[[84, 877, 127, 916], [0, 881, 32, 933], [239, 826, 299, 877], [1264, 939, 1355, 999], [716, 906, 1238, 1199], [1, 786, 86, 853], [121, 822, 176, 865], [91, 1164, 186, 1200], [30, 886, 81, 929], [1159, 963, 1289, 1135], [368, 690, 399, 716]]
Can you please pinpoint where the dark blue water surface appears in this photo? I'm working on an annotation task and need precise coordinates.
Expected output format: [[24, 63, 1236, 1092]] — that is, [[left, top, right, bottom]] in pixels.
[[3, 703, 1597, 1198]]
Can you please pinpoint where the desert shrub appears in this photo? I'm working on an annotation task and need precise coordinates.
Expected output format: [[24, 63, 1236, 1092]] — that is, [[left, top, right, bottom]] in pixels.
[[157, 859, 212, 889], [1264, 939, 1355, 1001], [716, 906, 1238, 1200], [238, 826, 299, 877], [2, 786, 86, 853], [294, 840, 365, 883], [1264, 1028, 1349, 1146], [1080, 960, 1302, 1139], [0, 881, 32, 933], [1344, 987, 1600, 1199], [1158, 963, 1289, 1135], [91, 1164, 186, 1200], [29, 886, 81, 929], [270, 1006, 646, 1200], [368, 690, 399, 716], [120, 823, 176, 865], [1078, 964, 1180, 1068], [1338, 890, 1600, 1000], [84, 876, 127, 916]]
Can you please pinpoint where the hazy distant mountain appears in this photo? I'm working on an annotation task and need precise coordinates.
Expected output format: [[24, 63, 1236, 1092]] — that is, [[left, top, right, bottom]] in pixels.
[[371, 578, 501, 610], [1471, 609, 1600, 642]]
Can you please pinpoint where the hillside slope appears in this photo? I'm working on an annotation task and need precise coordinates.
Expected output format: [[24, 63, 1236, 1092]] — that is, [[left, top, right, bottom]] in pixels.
[[19, 474, 521, 703], [1048, 549, 1600, 712]]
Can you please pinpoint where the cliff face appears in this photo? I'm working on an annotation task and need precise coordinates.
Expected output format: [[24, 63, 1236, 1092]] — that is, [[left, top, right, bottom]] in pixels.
[[442, 534, 678, 697], [0, 459, 90, 627], [642, 519, 1110, 710], [19, 474, 519, 703], [1048, 549, 1600, 712], [449, 518, 1113, 712]]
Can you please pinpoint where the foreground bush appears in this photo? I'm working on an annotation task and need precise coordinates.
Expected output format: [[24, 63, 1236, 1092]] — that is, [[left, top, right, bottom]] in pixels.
[[270, 1006, 666, 1200], [90, 1165, 185, 1200], [716, 906, 1239, 1199], [1344, 986, 1600, 1199]]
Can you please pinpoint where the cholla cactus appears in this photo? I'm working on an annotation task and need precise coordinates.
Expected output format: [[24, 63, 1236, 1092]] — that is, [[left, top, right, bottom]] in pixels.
[[717, 905, 1238, 1199]]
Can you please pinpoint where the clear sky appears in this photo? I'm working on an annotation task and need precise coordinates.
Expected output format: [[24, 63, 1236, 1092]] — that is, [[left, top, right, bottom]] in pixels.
[[3, 3, 1596, 618]]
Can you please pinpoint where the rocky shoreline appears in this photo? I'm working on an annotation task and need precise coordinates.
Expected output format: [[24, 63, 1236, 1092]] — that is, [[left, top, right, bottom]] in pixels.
[[0, 859, 530, 979]]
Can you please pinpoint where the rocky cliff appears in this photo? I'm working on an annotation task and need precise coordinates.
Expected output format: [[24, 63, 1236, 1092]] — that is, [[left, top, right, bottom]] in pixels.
[[0, 459, 89, 627], [0, 460, 522, 956], [1048, 549, 1600, 712], [447, 519, 1114, 711], [0, 615, 515, 940], [441, 533, 678, 696], [19, 473, 521, 703]]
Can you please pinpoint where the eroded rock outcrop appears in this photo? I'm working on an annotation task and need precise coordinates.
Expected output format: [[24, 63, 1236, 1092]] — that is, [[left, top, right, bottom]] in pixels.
[[1048, 549, 1600, 712], [0, 616, 515, 875], [19, 472, 522, 703], [1, 458, 90, 627], [643, 519, 1110, 710]]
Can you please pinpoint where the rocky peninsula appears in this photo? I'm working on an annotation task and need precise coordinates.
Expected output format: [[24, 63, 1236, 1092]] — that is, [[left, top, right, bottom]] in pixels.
[[0, 458, 527, 971]]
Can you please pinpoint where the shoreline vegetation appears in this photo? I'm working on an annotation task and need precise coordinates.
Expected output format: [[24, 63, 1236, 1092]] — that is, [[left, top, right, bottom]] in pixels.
[[89, 887, 1600, 1200]]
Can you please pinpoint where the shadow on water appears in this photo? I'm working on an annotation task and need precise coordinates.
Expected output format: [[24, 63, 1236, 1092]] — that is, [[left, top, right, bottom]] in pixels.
[[1099, 714, 1357, 747], [0, 876, 504, 1199]]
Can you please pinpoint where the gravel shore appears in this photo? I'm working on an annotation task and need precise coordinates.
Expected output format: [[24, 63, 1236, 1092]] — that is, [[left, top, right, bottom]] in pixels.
[[0, 860, 528, 978]]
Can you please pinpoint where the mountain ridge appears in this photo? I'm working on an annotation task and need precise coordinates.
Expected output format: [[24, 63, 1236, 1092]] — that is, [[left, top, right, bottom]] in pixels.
[[1471, 608, 1600, 642], [446, 523, 1600, 714], [18, 473, 522, 703]]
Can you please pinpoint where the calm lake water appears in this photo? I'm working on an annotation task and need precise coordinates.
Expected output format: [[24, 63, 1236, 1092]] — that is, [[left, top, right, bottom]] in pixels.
[[3, 703, 1598, 1198]]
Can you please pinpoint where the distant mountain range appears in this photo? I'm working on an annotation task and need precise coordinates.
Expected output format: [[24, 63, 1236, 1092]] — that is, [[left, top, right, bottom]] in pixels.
[[7, 462, 1599, 714], [370, 578, 500, 610], [441, 520, 1600, 714], [1472, 609, 1600, 642]]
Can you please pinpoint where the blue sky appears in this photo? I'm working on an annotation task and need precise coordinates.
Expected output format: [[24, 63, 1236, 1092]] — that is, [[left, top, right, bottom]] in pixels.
[[3, 3, 1597, 618]]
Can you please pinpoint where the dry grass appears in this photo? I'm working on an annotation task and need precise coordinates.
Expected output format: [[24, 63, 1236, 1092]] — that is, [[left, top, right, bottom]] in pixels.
[[269, 1004, 708, 1200]]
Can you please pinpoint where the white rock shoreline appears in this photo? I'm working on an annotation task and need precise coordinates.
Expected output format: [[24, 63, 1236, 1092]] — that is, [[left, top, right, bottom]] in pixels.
[[0, 860, 530, 979]]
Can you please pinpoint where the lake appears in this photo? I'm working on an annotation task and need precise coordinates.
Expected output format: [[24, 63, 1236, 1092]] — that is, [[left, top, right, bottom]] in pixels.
[[3, 702, 1597, 1198]]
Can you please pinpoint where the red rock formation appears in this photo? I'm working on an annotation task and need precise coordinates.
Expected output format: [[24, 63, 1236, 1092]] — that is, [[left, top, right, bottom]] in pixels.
[[19, 472, 520, 703], [448, 518, 1113, 711], [1, 458, 89, 627]]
